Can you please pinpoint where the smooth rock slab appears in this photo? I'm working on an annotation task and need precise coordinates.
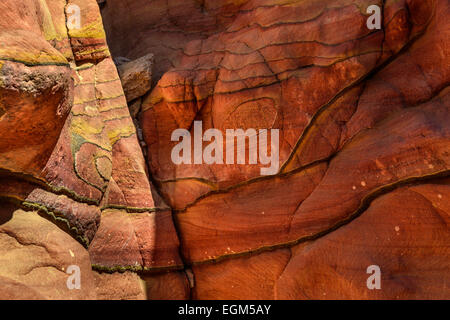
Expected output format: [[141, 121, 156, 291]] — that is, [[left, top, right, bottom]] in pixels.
[[89, 209, 183, 271]]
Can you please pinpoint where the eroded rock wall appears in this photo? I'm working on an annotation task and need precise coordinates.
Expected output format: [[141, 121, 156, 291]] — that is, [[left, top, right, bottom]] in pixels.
[[137, 0, 450, 299], [0, 0, 448, 300]]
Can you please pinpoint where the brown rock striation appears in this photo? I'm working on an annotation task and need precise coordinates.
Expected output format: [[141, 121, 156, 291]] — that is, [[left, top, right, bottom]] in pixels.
[[135, 0, 449, 299]]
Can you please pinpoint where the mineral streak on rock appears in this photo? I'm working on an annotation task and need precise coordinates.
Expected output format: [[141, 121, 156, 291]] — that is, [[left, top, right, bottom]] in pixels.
[[0, 0, 449, 300]]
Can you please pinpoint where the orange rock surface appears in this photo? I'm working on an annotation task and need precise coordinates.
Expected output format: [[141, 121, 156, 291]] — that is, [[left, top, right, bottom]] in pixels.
[[0, 0, 181, 299]]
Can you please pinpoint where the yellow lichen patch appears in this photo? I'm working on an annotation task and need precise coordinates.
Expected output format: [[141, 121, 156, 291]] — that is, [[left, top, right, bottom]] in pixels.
[[44, 0, 71, 36], [75, 63, 95, 72], [102, 110, 131, 122]]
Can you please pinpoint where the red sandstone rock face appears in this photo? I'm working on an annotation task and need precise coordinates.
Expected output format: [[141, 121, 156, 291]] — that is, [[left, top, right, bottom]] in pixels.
[[137, 0, 450, 299], [100, 0, 249, 79], [0, 0, 449, 300], [0, 0, 181, 299]]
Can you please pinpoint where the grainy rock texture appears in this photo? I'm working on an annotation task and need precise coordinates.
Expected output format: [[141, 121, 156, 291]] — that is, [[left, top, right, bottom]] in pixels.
[[0, 0, 449, 300]]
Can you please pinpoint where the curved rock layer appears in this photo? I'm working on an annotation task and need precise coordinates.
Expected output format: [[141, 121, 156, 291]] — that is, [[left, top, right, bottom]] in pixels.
[[0, 0, 448, 300], [0, 0, 182, 299]]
